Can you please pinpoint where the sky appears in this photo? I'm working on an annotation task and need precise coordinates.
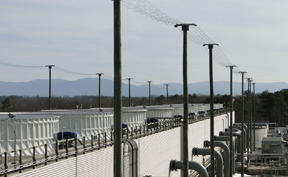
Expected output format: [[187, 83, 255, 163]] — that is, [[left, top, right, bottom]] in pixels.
[[1, 0, 288, 86]]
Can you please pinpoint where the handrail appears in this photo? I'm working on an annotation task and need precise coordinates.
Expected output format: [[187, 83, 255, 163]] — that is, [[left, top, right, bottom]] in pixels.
[[0, 110, 230, 174]]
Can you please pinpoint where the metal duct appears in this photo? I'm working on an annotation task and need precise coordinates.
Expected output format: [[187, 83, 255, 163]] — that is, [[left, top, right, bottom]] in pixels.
[[204, 140, 230, 177], [169, 160, 209, 177], [192, 148, 223, 177]]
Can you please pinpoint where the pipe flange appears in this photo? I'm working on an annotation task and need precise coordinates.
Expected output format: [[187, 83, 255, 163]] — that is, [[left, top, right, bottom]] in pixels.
[[170, 160, 177, 171], [192, 147, 198, 156], [203, 140, 209, 148]]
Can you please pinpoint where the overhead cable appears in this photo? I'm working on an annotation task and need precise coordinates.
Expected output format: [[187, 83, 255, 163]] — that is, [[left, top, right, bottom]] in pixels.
[[122, 0, 250, 78]]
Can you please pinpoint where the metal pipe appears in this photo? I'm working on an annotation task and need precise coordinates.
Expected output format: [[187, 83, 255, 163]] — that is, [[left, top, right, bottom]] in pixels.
[[232, 126, 247, 153], [222, 130, 242, 162], [217, 134, 236, 174], [192, 148, 223, 177], [169, 160, 209, 177], [113, 0, 122, 176], [234, 123, 249, 151], [204, 140, 230, 177]]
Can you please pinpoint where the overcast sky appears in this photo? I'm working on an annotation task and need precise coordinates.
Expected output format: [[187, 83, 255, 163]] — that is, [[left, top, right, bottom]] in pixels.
[[1, 0, 288, 86]]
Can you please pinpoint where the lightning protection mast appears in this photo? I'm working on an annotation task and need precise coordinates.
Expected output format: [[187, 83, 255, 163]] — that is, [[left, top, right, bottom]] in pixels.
[[113, 0, 122, 176], [165, 84, 169, 104], [45, 65, 55, 110], [239, 71, 247, 177], [126, 78, 132, 107], [203, 43, 219, 177], [96, 73, 104, 108], [147, 81, 152, 106], [175, 23, 197, 177], [227, 65, 236, 177]]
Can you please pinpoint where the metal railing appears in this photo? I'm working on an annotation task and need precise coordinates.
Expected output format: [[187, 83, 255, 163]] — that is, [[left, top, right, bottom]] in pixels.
[[0, 109, 230, 176]]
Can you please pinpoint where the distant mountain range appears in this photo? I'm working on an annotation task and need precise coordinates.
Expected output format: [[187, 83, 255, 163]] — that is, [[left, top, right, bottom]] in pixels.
[[0, 78, 287, 97]]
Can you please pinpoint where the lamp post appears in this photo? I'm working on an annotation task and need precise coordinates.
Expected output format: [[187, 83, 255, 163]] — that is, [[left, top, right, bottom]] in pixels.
[[126, 78, 132, 107], [203, 43, 218, 177], [45, 65, 55, 110], [239, 71, 247, 177], [227, 65, 236, 177], [96, 73, 104, 108], [147, 81, 152, 106], [174, 23, 196, 177]]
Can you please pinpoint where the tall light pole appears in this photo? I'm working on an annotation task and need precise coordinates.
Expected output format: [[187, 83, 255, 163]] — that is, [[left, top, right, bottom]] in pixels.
[[165, 84, 169, 104], [227, 65, 236, 177], [113, 0, 122, 176], [253, 82, 256, 151], [239, 71, 246, 177], [45, 65, 55, 110], [203, 43, 218, 177], [96, 73, 104, 108], [175, 23, 196, 177], [126, 78, 132, 107], [147, 81, 152, 106]]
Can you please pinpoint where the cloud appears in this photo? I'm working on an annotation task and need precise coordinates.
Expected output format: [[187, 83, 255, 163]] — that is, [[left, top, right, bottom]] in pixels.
[[0, 0, 288, 85]]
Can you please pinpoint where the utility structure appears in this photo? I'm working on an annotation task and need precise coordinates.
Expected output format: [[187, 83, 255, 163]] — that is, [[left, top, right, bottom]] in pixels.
[[253, 82, 256, 151], [126, 78, 132, 107], [247, 78, 253, 153], [226, 65, 236, 177], [203, 43, 218, 177], [165, 84, 169, 104], [113, 0, 122, 176], [239, 71, 247, 177], [147, 81, 152, 106], [45, 65, 55, 110], [96, 73, 104, 108], [174, 23, 196, 177]]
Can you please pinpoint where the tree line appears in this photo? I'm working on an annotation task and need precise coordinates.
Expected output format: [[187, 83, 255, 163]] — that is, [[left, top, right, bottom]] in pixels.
[[1, 89, 288, 126]]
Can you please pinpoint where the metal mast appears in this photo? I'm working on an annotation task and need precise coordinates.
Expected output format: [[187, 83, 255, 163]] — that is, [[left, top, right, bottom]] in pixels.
[[147, 81, 152, 106], [166, 84, 169, 104], [113, 0, 122, 176], [96, 73, 104, 108], [175, 23, 196, 177], [239, 71, 246, 177], [203, 43, 218, 177], [227, 65, 236, 177], [45, 65, 55, 110], [253, 82, 256, 151], [126, 78, 132, 107]]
